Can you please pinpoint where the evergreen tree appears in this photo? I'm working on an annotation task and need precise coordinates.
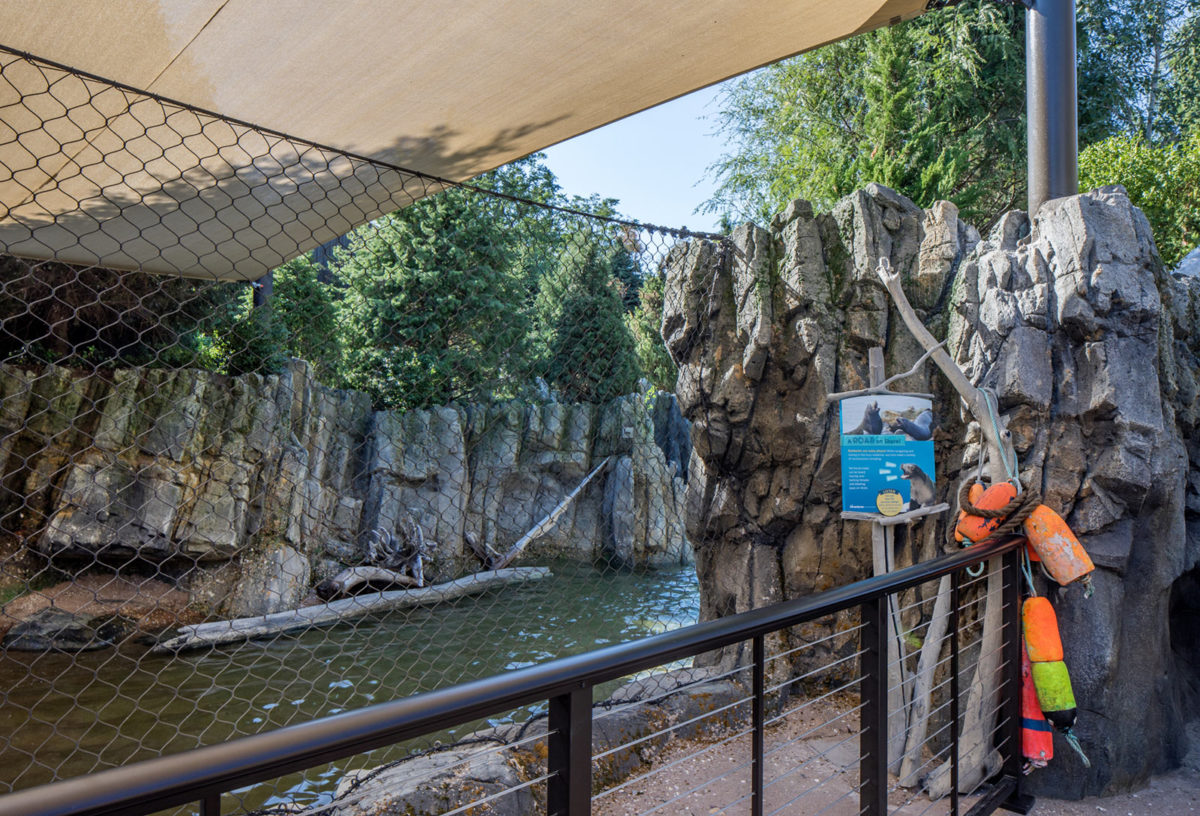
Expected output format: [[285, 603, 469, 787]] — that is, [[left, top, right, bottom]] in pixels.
[[541, 235, 642, 402], [335, 186, 532, 409], [628, 271, 677, 392], [273, 255, 342, 380]]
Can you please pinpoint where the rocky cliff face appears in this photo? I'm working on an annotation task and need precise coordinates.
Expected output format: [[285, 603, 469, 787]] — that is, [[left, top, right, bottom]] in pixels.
[[663, 184, 1200, 795], [0, 363, 691, 617]]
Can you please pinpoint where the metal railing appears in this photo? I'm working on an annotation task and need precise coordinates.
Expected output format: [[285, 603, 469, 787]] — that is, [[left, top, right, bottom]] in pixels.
[[0, 536, 1033, 816]]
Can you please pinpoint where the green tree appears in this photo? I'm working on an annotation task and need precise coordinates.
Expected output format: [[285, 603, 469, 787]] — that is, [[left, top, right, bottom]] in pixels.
[[704, 0, 1200, 227], [704, 1, 1026, 226], [1079, 131, 1200, 267], [541, 235, 642, 402], [213, 296, 290, 376], [335, 186, 532, 409], [627, 272, 677, 391], [1077, 0, 1200, 143], [272, 256, 341, 380], [1164, 12, 1200, 136]]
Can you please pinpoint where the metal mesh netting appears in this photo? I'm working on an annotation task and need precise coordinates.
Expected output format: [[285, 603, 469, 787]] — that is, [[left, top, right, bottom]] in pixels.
[[0, 45, 726, 810]]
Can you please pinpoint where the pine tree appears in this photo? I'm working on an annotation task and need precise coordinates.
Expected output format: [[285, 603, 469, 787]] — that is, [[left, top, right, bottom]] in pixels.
[[541, 235, 642, 402], [335, 187, 532, 409]]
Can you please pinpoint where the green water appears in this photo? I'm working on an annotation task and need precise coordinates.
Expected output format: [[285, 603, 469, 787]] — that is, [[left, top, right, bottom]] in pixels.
[[0, 562, 699, 811]]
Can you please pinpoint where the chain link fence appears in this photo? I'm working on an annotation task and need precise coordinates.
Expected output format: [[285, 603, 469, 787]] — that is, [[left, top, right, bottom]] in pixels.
[[0, 45, 727, 810]]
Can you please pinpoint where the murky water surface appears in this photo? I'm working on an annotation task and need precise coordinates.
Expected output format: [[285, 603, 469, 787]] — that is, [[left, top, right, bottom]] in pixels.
[[0, 562, 699, 811]]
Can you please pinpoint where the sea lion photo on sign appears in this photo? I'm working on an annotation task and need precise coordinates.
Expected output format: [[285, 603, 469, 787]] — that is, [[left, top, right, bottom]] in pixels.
[[900, 463, 935, 510], [889, 407, 936, 441], [845, 399, 882, 435]]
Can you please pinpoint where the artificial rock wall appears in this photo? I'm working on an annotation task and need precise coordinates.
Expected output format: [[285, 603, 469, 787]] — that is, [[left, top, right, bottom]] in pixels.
[[0, 363, 691, 617], [663, 184, 1200, 796]]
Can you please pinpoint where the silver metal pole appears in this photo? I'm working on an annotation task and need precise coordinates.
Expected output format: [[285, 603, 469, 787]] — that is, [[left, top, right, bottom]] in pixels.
[[1026, 0, 1078, 215]]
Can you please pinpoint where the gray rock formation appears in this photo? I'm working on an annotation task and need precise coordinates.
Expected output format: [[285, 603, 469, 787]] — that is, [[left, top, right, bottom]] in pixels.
[[1176, 245, 1200, 278], [0, 361, 691, 619], [329, 667, 743, 816], [663, 183, 1200, 796]]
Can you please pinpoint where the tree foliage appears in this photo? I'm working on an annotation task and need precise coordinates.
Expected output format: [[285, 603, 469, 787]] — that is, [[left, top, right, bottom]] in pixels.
[[1079, 131, 1200, 266], [627, 272, 677, 392], [704, 0, 1026, 226], [539, 233, 643, 403], [180, 156, 660, 409], [272, 256, 342, 380], [1076, 0, 1200, 143], [704, 0, 1200, 233], [335, 187, 533, 410]]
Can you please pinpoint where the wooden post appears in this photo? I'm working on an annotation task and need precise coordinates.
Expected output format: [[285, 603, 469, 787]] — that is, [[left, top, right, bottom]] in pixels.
[[867, 347, 911, 772]]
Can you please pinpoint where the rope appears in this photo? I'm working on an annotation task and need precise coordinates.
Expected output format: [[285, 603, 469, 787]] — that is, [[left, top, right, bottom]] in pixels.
[[954, 479, 1040, 546]]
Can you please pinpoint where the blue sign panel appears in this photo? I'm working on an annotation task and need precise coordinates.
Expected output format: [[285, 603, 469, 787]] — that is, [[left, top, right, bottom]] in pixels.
[[839, 395, 936, 515]]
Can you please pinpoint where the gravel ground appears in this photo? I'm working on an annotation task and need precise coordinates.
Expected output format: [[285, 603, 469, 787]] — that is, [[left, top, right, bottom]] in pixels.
[[1032, 722, 1200, 816]]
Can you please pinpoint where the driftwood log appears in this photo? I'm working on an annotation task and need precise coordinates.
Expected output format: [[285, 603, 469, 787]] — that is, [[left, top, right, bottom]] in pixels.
[[153, 567, 550, 653], [315, 566, 421, 601]]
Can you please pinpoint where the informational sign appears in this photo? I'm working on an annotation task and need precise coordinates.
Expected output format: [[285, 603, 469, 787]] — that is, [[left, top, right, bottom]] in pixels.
[[839, 394, 936, 515]]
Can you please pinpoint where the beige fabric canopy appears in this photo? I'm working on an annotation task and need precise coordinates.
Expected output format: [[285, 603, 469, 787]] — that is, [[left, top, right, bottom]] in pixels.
[[0, 0, 927, 279]]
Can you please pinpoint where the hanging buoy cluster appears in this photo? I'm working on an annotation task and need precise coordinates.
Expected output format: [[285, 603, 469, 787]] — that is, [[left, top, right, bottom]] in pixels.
[[956, 487, 1095, 592], [1023, 597, 1091, 769], [956, 481, 1096, 773]]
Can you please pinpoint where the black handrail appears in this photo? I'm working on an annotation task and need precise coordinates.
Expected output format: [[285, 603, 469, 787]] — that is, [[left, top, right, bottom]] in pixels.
[[0, 536, 1026, 816]]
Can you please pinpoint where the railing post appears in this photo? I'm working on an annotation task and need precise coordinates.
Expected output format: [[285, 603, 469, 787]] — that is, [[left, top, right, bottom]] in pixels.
[[860, 596, 888, 816], [1001, 548, 1036, 813], [548, 684, 592, 816], [950, 570, 961, 816], [752, 634, 765, 816]]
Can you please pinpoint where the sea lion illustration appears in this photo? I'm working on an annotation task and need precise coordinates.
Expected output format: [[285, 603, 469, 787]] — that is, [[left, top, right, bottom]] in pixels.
[[900, 463, 935, 510], [847, 400, 883, 435], [889, 408, 935, 441]]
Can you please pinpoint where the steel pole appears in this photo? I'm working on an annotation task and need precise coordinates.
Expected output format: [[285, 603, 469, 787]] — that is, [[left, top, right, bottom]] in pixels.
[[1026, 0, 1078, 215], [252, 271, 273, 308]]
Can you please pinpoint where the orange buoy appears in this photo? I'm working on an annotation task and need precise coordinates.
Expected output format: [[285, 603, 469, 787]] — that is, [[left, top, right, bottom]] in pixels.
[[1023, 505, 1095, 586], [1027, 541, 1042, 562], [1022, 597, 1064, 663], [1021, 647, 1053, 767], [955, 482, 1017, 543], [955, 483, 986, 543]]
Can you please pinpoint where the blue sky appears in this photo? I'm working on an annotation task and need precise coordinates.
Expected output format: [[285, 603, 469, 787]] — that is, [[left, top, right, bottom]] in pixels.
[[539, 84, 730, 233]]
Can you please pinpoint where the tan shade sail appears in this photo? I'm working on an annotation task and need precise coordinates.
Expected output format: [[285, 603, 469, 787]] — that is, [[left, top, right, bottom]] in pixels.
[[0, 0, 927, 279]]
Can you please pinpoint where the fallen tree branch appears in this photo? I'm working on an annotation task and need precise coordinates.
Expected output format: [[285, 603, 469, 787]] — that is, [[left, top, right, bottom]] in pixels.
[[315, 566, 420, 601], [899, 568, 952, 786], [826, 340, 947, 403], [153, 567, 551, 653], [490, 456, 612, 570]]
